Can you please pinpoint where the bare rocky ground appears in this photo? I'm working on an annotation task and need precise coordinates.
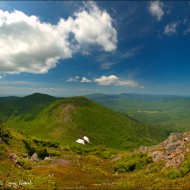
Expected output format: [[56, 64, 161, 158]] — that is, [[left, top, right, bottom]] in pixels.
[[139, 131, 190, 168]]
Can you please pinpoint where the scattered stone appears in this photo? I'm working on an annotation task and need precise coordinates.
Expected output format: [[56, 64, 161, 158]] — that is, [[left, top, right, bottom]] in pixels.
[[184, 137, 189, 142], [111, 156, 122, 162], [31, 153, 39, 162], [9, 153, 18, 163], [61, 148, 69, 151], [139, 146, 148, 151], [44, 156, 51, 161]]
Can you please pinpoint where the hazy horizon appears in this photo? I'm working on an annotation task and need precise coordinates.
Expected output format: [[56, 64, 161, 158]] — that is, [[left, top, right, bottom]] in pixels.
[[0, 92, 190, 98]]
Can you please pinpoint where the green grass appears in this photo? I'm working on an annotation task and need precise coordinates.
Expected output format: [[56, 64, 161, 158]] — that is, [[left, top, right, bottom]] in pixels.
[[0, 94, 166, 150], [1, 126, 190, 189]]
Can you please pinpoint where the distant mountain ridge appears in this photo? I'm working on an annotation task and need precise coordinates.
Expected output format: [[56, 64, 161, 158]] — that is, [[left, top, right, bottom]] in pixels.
[[86, 93, 189, 101], [0, 93, 166, 150], [86, 93, 190, 133], [0, 93, 58, 122]]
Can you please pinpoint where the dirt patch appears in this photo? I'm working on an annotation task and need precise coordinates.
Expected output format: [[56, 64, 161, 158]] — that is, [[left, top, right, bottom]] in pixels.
[[56, 104, 76, 124]]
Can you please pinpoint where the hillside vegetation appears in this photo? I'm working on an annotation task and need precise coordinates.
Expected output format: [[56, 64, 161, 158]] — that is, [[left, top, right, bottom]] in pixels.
[[0, 93, 189, 189], [86, 93, 190, 132], [0, 125, 189, 189], [0, 93, 165, 150]]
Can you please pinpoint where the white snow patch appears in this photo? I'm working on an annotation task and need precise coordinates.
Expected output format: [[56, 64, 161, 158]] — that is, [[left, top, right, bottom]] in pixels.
[[83, 136, 90, 143], [75, 139, 85, 145]]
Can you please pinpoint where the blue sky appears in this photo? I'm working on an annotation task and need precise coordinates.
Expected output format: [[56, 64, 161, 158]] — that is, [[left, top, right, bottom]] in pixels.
[[0, 1, 190, 97]]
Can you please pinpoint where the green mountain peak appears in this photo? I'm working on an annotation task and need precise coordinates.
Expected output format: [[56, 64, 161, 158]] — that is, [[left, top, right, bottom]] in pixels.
[[0, 93, 165, 150]]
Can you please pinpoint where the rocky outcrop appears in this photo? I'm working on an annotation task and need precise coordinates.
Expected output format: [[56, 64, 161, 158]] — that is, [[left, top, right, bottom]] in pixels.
[[139, 131, 190, 168]]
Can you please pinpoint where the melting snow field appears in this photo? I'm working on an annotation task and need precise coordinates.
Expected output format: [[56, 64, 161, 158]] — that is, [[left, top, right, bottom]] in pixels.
[[76, 136, 90, 145]]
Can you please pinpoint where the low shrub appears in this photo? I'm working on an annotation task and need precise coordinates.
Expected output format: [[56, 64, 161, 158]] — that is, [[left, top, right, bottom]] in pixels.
[[0, 127, 12, 145], [0, 145, 7, 160], [70, 145, 114, 159], [180, 160, 190, 176], [70, 145, 87, 154], [17, 158, 32, 170], [49, 151, 60, 157], [23, 140, 36, 156], [32, 138, 60, 148], [115, 160, 136, 172], [165, 168, 181, 179], [37, 148, 48, 159], [114, 153, 153, 173], [23, 140, 48, 159], [165, 156, 190, 179], [145, 163, 164, 174], [99, 150, 113, 159]]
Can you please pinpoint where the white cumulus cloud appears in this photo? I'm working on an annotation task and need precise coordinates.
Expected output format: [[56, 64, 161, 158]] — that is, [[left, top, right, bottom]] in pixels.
[[0, 2, 117, 74], [149, 1, 164, 21], [59, 1, 117, 52], [81, 77, 92, 83], [68, 74, 140, 87], [94, 75, 139, 87], [164, 22, 179, 35], [67, 76, 80, 82], [0, 10, 71, 74]]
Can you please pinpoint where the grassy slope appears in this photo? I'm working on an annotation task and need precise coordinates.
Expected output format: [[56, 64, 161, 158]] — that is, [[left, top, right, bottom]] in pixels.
[[0, 94, 165, 150], [0, 93, 58, 122], [86, 93, 190, 132], [0, 126, 189, 189]]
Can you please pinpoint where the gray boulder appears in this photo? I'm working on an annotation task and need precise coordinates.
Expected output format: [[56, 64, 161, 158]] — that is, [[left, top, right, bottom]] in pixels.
[[167, 132, 183, 143], [31, 153, 39, 162], [9, 153, 18, 162], [166, 142, 181, 153]]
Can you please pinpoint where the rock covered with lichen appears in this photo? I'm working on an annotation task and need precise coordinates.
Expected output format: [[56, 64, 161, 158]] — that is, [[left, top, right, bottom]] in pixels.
[[139, 131, 190, 168]]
